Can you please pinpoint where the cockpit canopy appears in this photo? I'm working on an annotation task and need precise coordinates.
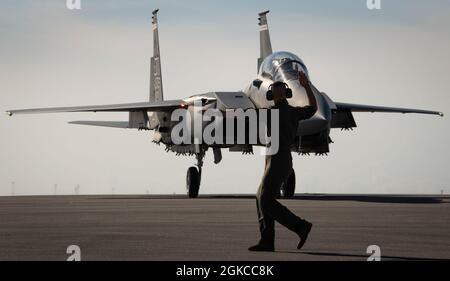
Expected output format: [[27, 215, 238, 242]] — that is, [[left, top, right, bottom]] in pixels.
[[259, 51, 309, 82]]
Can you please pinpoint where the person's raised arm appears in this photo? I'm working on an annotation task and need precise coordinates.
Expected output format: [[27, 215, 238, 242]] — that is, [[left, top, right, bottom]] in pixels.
[[296, 71, 318, 120], [299, 71, 318, 113]]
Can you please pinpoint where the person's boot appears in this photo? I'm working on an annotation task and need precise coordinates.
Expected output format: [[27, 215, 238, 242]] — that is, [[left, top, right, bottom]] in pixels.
[[296, 220, 313, 250], [248, 240, 275, 252]]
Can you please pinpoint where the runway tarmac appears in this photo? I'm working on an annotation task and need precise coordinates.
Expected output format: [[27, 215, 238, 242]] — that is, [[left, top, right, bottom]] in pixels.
[[0, 194, 449, 261]]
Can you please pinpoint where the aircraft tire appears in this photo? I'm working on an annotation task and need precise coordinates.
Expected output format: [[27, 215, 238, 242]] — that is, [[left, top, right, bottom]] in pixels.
[[280, 170, 296, 198], [186, 166, 200, 198]]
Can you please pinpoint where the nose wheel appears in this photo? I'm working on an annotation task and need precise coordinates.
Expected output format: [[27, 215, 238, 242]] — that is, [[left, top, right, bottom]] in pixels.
[[186, 166, 200, 198], [186, 150, 205, 198]]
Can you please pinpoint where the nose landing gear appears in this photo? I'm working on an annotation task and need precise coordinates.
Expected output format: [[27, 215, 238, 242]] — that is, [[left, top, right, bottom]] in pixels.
[[186, 150, 205, 198], [186, 166, 200, 198]]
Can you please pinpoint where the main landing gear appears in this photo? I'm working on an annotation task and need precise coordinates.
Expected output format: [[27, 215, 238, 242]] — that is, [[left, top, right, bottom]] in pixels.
[[280, 170, 296, 198]]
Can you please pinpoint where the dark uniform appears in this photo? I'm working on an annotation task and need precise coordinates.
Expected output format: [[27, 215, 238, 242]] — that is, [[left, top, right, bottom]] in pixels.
[[255, 99, 316, 247]]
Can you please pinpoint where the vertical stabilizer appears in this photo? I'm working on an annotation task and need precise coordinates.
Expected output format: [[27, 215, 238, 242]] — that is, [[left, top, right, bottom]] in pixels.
[[150, 9, 164, 102], [257, 10, 273, 72]]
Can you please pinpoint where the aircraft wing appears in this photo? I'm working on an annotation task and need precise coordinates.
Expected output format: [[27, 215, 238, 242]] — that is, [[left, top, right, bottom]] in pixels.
[[68, 121, 130, 128], [334, 102, 443, 117], [5, 99, 183, 116], [331, 102, 443, 130]]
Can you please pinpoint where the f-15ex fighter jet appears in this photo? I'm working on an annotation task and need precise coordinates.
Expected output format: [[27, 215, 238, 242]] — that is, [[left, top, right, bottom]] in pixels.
[[6, 10, 443, 198]]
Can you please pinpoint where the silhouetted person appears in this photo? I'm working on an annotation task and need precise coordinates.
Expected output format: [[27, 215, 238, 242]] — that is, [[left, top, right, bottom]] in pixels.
[[249, 71, 318, 252]]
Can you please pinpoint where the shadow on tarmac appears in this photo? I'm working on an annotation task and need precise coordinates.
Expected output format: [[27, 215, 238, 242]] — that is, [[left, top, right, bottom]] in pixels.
[[93, 194, 447, 204], [275, 250, 450, 261]]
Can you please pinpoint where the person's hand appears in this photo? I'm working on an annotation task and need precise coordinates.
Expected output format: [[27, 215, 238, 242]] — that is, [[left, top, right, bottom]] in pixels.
[[299, 71, 309, 88]]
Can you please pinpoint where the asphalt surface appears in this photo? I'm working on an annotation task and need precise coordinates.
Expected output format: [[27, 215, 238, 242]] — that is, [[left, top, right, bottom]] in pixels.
[[0, 194, 449, 261]]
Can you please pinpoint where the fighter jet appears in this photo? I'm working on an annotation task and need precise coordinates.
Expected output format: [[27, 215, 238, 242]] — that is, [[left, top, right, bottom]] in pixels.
[[6, 10, 443, 198]]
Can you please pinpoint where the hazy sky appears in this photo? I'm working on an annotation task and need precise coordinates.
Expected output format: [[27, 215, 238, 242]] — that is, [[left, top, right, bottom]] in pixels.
[[1, 0, 449, 196]]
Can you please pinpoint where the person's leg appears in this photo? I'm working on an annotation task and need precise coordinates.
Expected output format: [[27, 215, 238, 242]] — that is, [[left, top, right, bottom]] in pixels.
[[260, 166, 308, 234], [249, 160, 277, 251], [250, 156, 312, 251], [260, 165, 313, 249], [256, 185, 275, 245], [260, 193, 305, 233]]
